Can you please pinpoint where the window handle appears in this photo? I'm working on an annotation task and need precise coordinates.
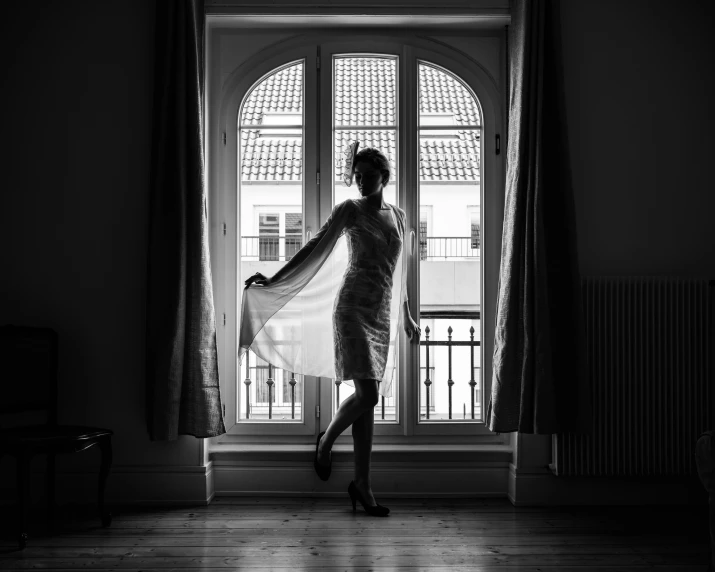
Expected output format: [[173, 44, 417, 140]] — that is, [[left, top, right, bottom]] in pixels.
[[410, 229, 416, 256], [306, 227, 312, 242]]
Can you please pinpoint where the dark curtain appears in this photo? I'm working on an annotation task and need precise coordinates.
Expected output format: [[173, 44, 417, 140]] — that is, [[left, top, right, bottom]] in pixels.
[[486, 0, 592, 434], [145, 0, 225, 440]]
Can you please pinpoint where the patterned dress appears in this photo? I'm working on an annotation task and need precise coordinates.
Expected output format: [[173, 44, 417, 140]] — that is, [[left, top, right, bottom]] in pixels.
[[333, 198, 406, 382]]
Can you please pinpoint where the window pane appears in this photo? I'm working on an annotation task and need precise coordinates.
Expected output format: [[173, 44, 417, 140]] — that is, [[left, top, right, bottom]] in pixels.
[[419, 63, 481, 127], [334, 130, 397, 206], [241, 65, 303, 127], [335, 57, 396, 127], [238, 62, 305, 423], [418, 62, 481, 422], [332, 55, 399, 422], [421, 319, 481, 421], [419, 214, 428, 261], [282, 372, 303, 404], [285, 212, 303, 261], [239, 351, 304, 421], [420, 129, 480, 183], [258, 213, 279, 261]]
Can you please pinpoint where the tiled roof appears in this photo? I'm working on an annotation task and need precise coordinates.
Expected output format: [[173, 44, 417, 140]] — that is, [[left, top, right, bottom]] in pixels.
[[240, 59, 480, 182], [419, 63, 481, 127], [241, 64, 302, 124], [335, 58, 396, 127]]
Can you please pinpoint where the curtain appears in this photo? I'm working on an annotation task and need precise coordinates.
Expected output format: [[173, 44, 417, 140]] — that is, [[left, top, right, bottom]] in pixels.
[[145, 0, 225, 440], [486, 0, 592, 434]]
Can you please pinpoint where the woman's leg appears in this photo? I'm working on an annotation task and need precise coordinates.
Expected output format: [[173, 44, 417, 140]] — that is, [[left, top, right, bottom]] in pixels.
[[317, 379, 378, 470], [352, 405, 378, 505]]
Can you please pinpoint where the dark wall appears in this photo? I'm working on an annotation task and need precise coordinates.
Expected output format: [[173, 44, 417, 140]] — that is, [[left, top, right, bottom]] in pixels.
[[0, 0, 712, 500], [0, 0, 202, 492], [559, 0, 715, 277]]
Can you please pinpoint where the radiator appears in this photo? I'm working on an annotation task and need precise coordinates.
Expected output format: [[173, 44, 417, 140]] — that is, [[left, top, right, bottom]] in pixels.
[[552, 277, 713, 477]]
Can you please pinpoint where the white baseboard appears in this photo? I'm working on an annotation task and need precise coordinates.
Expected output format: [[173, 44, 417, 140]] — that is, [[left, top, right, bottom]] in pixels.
[[0, 463, 215, 507], [508, 463, 705, 506]]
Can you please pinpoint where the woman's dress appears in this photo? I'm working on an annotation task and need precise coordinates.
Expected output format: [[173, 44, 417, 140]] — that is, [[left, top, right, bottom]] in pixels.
[[334, 198, 405, 382], [238, 198, 408, 399]]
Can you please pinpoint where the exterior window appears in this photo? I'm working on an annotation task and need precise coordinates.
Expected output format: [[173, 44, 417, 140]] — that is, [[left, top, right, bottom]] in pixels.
[[471, 222, 481, 250], [468, 206, 481, 251], [419, 211, 428, 261], [258, 213, 279, 261], [284, 212, 302, 261]]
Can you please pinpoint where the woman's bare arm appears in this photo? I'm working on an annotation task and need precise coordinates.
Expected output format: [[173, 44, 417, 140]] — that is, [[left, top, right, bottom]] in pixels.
[[270, 242, 315, 283], [254, 202, 348, 286]]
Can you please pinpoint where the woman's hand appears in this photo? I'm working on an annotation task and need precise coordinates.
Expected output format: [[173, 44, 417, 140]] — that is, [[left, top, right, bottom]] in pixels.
[[244, 272, 273, 288], [404, 315, 421, 343]]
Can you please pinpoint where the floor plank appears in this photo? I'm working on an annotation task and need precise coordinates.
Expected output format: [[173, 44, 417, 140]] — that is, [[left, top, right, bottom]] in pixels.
[[0, 498, 709, 570]]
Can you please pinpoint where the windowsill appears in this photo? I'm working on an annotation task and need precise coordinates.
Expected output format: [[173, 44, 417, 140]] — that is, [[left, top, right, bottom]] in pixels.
[[210, 442, 513, 465]]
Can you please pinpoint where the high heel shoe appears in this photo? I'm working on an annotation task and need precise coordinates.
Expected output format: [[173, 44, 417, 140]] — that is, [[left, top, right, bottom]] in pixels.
[[348, 481, 390, 517], [313, 431, 331, 481]]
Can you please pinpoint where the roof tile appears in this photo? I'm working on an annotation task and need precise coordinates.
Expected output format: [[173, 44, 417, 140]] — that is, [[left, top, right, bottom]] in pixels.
[[240, 59, 480, 182]]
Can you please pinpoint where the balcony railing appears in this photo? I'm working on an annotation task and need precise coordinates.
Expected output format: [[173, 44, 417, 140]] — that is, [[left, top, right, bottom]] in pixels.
[[419, 237, 479, 260], [240, 320, 482, 422], [241, 236, 302, 262], [421, 323, 481, 420], [242, 358, 302, 421], [242, 236, 479, 261]]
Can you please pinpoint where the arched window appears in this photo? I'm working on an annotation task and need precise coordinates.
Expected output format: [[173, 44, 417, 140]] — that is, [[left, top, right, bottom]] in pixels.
[[210, 34, 503, 439]]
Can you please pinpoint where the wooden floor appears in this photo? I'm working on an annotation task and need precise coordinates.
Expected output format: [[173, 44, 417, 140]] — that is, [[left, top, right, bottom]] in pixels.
[[0, 497, 711, 570]]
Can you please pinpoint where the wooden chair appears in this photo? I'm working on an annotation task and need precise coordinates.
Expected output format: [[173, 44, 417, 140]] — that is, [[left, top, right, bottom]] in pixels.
[[0, 324, 113, 550]]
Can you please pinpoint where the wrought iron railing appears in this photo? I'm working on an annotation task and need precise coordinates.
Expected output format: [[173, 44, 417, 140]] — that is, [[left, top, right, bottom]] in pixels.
[[242, 236, 479, 261], [240, 319, 482, 422], [420, 324, 481, 420], [420, 366, 436, 414], [242, 359, 302, 420]]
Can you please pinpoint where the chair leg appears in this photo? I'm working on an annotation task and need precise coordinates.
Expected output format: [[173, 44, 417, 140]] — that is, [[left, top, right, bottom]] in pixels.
[[98, 436, 112, 527], [16, 452, 31, 550], [46, 452, 56, 533]]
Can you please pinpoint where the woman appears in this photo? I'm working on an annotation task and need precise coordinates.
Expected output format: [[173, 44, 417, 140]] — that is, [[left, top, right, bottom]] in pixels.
[[243, 147, 420, 516]]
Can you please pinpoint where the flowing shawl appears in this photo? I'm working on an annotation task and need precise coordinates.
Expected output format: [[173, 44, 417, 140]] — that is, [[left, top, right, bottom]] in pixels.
[[238, 199, 407, 399]]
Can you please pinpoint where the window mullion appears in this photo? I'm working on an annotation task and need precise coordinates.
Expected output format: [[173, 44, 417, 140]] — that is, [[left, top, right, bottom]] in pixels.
[[401, 44, 418, 437]]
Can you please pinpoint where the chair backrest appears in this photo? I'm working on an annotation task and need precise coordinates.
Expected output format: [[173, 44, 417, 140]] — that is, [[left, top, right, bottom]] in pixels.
[[0, 324, 58, 426]]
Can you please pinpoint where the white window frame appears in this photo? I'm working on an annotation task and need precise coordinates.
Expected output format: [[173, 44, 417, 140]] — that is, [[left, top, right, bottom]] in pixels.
[[206, 28, 506, 446]]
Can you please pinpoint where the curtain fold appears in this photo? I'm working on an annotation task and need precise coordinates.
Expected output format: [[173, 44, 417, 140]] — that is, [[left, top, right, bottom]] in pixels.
[[487, 0, 592, 434], [145, 0, 225, 440]]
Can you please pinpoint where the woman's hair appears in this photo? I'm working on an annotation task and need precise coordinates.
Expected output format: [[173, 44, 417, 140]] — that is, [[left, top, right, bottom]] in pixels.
[[354, 147, 391, 186]]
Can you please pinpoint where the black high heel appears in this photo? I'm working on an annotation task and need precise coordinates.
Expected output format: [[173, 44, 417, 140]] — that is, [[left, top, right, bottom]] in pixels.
[[313, 431, 331, 481], [348, 481, 389, 517]]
